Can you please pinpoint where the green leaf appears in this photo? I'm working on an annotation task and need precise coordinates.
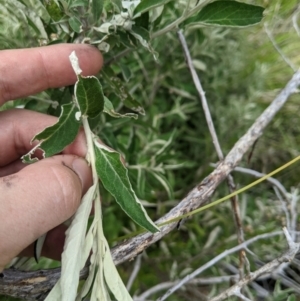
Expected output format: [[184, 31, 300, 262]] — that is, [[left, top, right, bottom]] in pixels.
[[117, 30, 137, 49], [21, 0, 51, 23], [68, 0, 88, 8], [134, 0, 173, 16], [111, 0, 122, 11], [128, 25, 156, 55], [185, 1, 264, 27], [22, 103, 80, 163], [68, 16, 82, 33], [102, 68, 145, 115], [94, 140, 159, 233], [104, 97, 138, 119], [75, 75, 104, 118], [119, 63, 132, 82], [92, 0, 103, 21], [45, 0, 63, 21], [287, 295, 296, 301]]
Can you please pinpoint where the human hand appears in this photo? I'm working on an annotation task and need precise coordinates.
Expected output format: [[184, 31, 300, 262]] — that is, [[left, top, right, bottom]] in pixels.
[[0, 44, 103, 272]]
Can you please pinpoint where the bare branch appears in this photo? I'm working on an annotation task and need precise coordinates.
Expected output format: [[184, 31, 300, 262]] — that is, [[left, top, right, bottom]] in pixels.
[[209, 228, 300, 301], [157, 229, 299, 301], [126, 254, 142, 291], [134, 275, 238, 301], [234, 290, 252, 301], [177, 29, 223, 159], [177, 28, 246, 282], [226, 164, 291, 230], [0, 266, 89, 301]]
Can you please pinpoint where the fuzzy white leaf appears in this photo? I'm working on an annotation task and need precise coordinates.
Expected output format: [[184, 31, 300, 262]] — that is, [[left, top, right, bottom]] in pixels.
[[122, 0, 140, 11], [60, 183, 97, 301], [77, 229, 98, 301], [94, 22, 114, 33], [44, 280, 62, 301], [91, 266, 111, 301], [103, 241, 133, 301], [80, 216, 97, 268]]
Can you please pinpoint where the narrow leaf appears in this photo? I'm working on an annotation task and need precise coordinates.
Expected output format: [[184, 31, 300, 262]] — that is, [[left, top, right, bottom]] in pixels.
[[69, 0, 88, 8], [34, 233, 46, 263], [91, 268, 111, 301], [102, 68, 145, 115], [134, 0, 173, 16], [75, 75, 104, 118], [185, 1, 264, 27], [68, 16, 82, 33], [76, 218, 98, 300], [151, 171, 173, 200], [92, 0, 103, 21], [44, 280, 62, 301], [22, 0, 51, 22], [61, 183, 97, 301], [94, 140, 159, 233], [22, 103, 80, 163], [104, 97, 138, 119], [103, 241, 133, 301]]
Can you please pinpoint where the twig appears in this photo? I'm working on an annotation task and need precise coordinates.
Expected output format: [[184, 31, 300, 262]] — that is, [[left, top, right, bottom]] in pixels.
[[220, 266, 269, 299], [289, 188, 299, 241], [234, 290, 251, 301], [177, 30, 223, 159], [227, 164, 291, 230], [177, 28, 246, 282], [226, 165, 289, 199], [1, 69, 300, 300], [126, 254, 142, 291], [156, 230, 285, 301], [208, 228, 300, 301], [134, 275, 238, 301], [0, 266, 89, 301], [274, 186, 291, 230]]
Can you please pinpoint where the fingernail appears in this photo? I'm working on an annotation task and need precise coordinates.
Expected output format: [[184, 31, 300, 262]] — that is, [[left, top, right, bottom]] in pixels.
[[72, 158, 90, 189]]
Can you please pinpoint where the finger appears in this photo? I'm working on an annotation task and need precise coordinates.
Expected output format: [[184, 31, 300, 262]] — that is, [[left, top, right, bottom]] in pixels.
[[0, 155, 92, 271], [0, 44, 103, 105], [19, 224, 67, 261], [0, 109, 87, 167]]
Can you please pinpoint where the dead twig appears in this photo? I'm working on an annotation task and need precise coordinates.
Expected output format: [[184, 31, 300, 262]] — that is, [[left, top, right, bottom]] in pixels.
[[178, 28, 246, 283], [209, 228, 300, 301], [156, 230, 289, 301]]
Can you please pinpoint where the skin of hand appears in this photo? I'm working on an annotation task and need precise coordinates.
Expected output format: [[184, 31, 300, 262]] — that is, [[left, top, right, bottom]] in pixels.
[[0, 44, 103, 272]]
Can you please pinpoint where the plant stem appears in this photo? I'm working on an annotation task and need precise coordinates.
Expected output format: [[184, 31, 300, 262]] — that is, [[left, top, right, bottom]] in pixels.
[[82, 116, 98, 184]]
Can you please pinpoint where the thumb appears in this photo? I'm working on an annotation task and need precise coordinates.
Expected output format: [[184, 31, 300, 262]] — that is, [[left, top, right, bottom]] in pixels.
[[0, 155, 92, 270]]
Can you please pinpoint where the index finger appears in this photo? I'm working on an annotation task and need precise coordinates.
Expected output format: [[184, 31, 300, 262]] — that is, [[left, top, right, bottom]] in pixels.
[[0, 44, 103, 105]]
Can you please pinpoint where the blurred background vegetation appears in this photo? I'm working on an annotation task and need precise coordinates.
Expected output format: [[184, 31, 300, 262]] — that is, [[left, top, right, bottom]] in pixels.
[[1, 0, 300, 300]]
